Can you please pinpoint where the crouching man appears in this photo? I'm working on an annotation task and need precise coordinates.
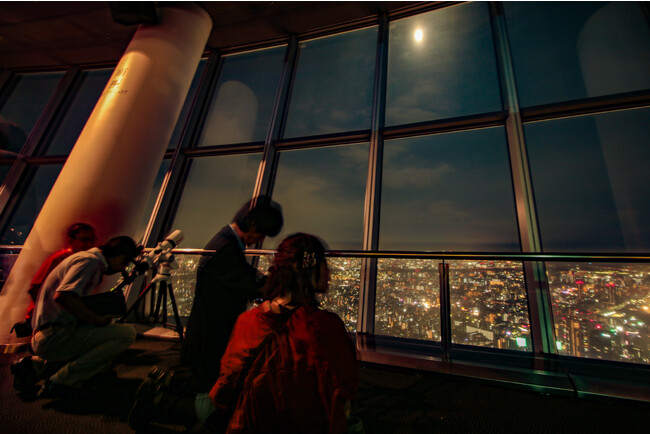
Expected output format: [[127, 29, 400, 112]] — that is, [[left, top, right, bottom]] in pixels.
[[30, 236, 139, 397]]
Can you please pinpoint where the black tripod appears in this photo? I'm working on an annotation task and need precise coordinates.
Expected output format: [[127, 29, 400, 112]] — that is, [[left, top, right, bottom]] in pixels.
[[121, 262, 184, 341]]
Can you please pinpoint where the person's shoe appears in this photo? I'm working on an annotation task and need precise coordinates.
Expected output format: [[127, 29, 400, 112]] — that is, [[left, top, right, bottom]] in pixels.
[[10, 356, 39, 392], [37, 380, 73, 399]]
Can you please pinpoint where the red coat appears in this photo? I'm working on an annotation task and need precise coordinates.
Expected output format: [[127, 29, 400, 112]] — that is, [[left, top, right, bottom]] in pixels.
[[209, 302, 359, 434]]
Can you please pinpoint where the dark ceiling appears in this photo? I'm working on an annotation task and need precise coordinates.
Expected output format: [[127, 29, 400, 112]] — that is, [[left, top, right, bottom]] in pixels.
[[0, 1, 430, 70]]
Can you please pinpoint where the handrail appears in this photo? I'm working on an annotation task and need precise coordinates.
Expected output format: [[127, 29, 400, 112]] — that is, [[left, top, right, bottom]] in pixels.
[[3, 245, 649, 262], [175, 248, 650, 262]]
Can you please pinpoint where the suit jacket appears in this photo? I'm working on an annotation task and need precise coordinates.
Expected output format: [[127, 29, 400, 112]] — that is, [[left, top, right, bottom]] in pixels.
[[181, 225, 263, 392]]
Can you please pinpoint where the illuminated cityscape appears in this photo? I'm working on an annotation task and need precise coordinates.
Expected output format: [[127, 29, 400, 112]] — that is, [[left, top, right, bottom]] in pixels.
[[376, 259, 530, 351], [548, 263, 650, 364], [166, 255, 649, 363]]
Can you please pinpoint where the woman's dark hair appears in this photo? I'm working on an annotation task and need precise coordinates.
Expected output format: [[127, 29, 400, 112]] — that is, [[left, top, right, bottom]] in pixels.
[[262, 233, 328, 306], [233, 195, 283, 237]]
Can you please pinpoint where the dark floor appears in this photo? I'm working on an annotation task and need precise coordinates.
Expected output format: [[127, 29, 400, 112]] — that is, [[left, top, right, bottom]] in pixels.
[[2, 335, 650, 434]]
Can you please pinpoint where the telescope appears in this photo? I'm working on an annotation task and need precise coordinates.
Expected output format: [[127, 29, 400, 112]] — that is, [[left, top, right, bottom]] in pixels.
[[119, 229, 186, 341], [121, 229, 184, 284]]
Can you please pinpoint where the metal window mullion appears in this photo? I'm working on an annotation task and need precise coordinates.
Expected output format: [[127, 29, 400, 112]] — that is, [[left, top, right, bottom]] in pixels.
[[489, 2, 554, 355], [439, 261, 452, 361], [251, 36, 299, 200], [358, 15, 389, 335], [0, 68, 79, 228], [142, 52, 223, 247]]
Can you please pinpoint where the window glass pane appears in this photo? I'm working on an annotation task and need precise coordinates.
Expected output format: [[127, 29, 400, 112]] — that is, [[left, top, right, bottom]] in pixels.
[[269, 143, 369, 250], [449, 260, 530, 351], [0, 72, 64, 155], [284, 27, 377, 138], [1, 164, 62, 245], [380, 127, 520, 251], [386, 2, 502, 126], [319, 257, 360, 332], [168, 59, 207, 150], [170, 154, 261, 248], [504, 1, 650, 107], [44, 68, 113, 155], [133, 159, 171, 244], [525, 108, 650, 252], [548, 262, 650, 364], [197, 47, 285, 146], [375, 258, 441, 341], [169, 252, 202, 318]]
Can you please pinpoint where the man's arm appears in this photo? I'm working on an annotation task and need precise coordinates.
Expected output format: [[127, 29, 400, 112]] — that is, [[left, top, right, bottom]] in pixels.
[[54, 291, 113, 326]]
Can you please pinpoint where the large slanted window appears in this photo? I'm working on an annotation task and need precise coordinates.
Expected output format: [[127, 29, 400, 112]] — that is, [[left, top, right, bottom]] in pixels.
[[0, 164, 62, 245], [379, 127, 520, 252], [283, 27, 377, 138], [197, 47, 285, 146], [386, 1, 502, 126], [43, 68, 113, 156], [170, 153, 262, 249], [270, 143, 369, 250], [504, 1, 650, 107], [525, 107, 650, 253], [0, 71, 64, 155]]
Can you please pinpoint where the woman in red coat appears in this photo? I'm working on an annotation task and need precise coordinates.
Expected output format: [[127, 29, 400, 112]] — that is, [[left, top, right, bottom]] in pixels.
[[131, 233, 359, 433], [207, 232, 359, 433]]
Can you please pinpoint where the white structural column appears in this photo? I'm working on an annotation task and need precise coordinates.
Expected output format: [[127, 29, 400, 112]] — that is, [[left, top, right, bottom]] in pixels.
[[0, 4, 212, 343]]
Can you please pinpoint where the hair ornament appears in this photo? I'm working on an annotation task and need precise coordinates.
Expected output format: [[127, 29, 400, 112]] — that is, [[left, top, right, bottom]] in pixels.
[[302, 251, 317, 269]]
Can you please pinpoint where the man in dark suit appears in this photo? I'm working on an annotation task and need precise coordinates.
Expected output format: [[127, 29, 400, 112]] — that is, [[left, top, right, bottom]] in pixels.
[[181, 195, 283, 392]]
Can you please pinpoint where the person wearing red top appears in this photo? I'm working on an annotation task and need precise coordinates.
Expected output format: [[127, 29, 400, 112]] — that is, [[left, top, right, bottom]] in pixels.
[[130, 233, 359, 433]]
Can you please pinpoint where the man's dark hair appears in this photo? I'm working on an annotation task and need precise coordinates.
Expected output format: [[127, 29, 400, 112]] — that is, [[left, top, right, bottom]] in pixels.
[[233, 195, 283, 237], [100, 236, 139, 259], [66, 222, 95, 240]]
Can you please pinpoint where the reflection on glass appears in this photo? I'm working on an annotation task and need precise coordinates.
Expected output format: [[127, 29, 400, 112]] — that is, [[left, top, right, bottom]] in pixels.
[[380, 127, 520, 251], [504, 2, 650, 107], [270, 143, 369, 250], [525, 108, 650, 252], [284, 27, 377, 138], [168, 59, 207, 149], [448, 260, 530, 351], [0, 72, 64, 155], [45, 68, 113, 155], [386, 2, 501, 126], [170, 154, 261, 248], [197, 47, 285, 146], [376, 258, 441, 341], [0, 164, 62, 245], [134, 160, 171, 245], [547, 262, 650, 364]]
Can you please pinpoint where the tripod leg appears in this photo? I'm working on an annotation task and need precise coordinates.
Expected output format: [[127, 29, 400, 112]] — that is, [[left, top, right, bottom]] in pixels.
[[120, 281, 156, 323], [153, 282, 164, 324], [166, 282, 184, 342]]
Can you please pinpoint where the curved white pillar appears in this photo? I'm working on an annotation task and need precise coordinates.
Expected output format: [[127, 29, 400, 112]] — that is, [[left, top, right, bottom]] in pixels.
[[0, 3, 212, 344]]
